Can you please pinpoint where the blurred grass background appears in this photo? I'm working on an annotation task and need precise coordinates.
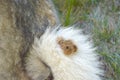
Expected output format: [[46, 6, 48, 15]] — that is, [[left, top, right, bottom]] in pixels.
[[53, 0, 120, 80]]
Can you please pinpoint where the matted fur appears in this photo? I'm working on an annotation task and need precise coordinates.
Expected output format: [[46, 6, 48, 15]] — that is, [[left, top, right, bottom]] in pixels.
[[30, 26, 103, 80]]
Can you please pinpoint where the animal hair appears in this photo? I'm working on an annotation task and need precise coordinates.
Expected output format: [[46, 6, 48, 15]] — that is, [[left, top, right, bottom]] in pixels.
[[27, 26, 103, 80]]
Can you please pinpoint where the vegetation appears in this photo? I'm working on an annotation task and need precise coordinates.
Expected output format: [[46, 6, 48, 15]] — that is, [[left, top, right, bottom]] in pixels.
[[53, 0, 120, 80]]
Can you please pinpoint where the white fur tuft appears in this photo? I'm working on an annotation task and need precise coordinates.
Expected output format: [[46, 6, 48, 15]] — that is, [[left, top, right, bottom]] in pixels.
[[32, 26, 103, 80]]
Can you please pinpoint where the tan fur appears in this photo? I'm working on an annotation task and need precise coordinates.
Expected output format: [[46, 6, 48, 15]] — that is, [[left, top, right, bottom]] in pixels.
[[0, 0, 59, 80], [57, 37, 77, 55], [36, 0, 59, 26], [0, 1, 25, 79]]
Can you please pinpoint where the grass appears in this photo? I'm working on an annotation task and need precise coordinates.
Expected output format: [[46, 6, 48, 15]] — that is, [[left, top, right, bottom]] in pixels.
[[53, 0, 120, 80], [88, 7, 120, 80]]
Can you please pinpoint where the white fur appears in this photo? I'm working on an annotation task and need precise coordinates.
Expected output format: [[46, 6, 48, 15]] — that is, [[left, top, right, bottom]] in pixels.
[[25, 47, 50, 80], [32, 26, 103, 80]]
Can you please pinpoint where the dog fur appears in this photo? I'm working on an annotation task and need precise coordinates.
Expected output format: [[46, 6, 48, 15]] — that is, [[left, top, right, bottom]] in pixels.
[[0, 0, 59, 80], [26, 26, 103, 80]]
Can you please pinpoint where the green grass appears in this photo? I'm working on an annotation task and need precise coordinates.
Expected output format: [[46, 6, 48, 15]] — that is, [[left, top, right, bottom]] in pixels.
[[88, 7, 120, 80], [53, 0, 120, 80]]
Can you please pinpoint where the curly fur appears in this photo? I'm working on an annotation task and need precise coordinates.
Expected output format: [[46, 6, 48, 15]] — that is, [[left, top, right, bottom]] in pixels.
[[29, 26, 103, 80]]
